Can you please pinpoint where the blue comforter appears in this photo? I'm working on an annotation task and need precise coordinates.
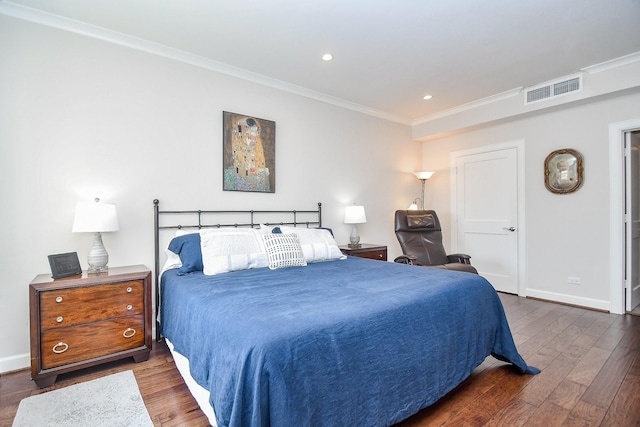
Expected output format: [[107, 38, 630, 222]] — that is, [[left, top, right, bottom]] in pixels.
[[161, 256, 538, 427]]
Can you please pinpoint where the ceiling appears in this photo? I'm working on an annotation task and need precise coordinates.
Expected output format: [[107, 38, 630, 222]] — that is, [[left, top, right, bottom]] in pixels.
[[4, 0, 640, 123]]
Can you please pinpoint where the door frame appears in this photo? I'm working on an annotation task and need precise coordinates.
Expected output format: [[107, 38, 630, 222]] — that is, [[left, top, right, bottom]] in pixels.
[[450, 139, 526, 296], [609, 118, 640, 314]]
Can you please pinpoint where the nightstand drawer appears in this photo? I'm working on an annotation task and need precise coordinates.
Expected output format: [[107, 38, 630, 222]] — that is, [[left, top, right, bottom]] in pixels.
[[40, 280, 144, 330], [339, 244, 388, 262], [41, 315, 145, 369], [355, 249, 387, 261]]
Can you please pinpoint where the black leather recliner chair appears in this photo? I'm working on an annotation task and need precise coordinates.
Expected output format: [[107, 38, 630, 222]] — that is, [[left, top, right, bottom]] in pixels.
[[394, 210, 478, 274]]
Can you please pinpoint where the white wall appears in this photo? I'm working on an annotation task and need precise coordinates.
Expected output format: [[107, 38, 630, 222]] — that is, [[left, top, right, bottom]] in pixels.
[[419, 90, 640, 310], [0, 16, 421, 372]]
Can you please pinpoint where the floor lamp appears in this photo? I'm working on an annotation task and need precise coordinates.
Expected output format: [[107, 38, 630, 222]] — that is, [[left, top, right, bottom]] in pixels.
[[412, 171, 434, 210]]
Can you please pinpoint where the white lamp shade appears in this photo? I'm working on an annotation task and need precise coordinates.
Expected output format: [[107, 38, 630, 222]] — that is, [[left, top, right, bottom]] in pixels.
[[414, 171, 435, 180], [344, 205, 367, 224], [72, 200, 120, 233]]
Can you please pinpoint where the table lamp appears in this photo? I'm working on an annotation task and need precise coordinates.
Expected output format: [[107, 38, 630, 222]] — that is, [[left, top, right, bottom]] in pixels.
[[72, 198, 119, 273], [344, 204, 367, 248]]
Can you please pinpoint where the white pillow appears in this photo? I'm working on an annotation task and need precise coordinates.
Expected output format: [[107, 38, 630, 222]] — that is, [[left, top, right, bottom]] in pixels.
[[258, 223, 278, 234], [162, 248, 182, 273], [200, 228, 269, 275], [262, 233, 307, 270], [279, 227, 346, 263]]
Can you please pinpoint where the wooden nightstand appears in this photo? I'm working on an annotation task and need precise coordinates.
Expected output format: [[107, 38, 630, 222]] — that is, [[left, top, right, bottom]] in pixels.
[[29, 265, 152, 388], [339, 244, 388, 261]]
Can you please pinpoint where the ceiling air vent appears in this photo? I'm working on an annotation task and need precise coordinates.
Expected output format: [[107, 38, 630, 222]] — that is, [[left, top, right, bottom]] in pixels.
[[525, 74, 582, 105]]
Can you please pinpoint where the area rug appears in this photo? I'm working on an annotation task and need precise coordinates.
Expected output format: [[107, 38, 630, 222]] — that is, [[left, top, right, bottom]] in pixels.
[[12, 370, 153, 427]]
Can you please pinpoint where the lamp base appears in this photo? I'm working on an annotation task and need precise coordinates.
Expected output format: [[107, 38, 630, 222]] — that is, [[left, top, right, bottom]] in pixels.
[[87, 265, 109, 274], [349, 224, 361, 247], [86, 232, 110, 275]]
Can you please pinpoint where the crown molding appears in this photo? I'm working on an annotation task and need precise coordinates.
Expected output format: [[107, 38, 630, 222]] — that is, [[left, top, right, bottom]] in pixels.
[[412, 87, 522, 126], [413, 50, 640, 127], [6, 0, 636, 129], [582, 51, 640, 75], [0, 1, 410, 125]]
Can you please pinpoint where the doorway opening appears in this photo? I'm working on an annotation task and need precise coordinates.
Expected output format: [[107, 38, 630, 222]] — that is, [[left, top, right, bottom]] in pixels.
[[626, 129, 640, 315], [609, 118, 640, 315]]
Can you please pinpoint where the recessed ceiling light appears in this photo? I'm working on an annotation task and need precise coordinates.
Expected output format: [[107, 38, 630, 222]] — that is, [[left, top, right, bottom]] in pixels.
[[322, 53, 334, 61], [423, 95, 433, 100]]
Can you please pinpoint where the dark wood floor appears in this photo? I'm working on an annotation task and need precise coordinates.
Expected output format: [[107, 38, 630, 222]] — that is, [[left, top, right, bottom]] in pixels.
[[2, 294, 639, 426]]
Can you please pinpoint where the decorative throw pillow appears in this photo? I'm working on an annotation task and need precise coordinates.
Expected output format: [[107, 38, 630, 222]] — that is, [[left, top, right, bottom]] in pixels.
[[200, 228, 269, 275], [406, 213, 435, 229], [262, 233, 307, 270], [278, 227, 346, 263], [168, 233, 204, 275]]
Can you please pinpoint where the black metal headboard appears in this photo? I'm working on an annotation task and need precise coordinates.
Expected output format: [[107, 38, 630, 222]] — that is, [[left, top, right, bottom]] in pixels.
[[152, 199, 322, 340]]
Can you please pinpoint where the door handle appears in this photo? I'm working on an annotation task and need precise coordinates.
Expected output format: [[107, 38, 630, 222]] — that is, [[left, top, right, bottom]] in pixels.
[[503, 227, 516, 232]]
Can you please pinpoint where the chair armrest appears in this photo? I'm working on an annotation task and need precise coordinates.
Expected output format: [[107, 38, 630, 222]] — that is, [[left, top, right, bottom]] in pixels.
[[447, 253, 472, 265], [394, 255, 417, 265]]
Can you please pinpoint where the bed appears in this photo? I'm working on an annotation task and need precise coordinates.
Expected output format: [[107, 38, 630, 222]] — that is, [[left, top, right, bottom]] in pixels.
[[153, 200, 538, 427]]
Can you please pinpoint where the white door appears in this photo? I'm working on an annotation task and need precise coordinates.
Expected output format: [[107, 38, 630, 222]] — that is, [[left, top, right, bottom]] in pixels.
[[453, 147, 519, 294], [626, 131, 640, 311]]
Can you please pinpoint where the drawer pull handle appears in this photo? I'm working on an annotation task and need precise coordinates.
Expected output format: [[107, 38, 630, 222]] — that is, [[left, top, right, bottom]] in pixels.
[[126, 304, 133, 311], [56, 316, 64, 323], [123, 328, 136, 338], [52, 342, 69, 354], [55, 296, 63, 303], [126, 287, 133, 293]]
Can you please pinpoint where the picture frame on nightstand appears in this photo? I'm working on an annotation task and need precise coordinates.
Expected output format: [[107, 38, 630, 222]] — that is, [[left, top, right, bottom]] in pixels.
[[48, 252, 82, 279]]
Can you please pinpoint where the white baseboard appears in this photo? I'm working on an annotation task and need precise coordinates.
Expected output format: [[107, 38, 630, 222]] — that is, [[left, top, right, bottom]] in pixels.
[[526, 288, 610, 312], [0, 352, 30, 374]]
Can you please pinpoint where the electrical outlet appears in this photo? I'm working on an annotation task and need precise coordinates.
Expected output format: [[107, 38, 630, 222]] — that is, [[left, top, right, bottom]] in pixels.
[[568, 276, 581, 285]]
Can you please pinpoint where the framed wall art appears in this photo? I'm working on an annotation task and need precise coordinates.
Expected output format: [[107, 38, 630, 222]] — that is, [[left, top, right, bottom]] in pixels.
[[222, 111, 276, 193], [544, 148, 584, 194]]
